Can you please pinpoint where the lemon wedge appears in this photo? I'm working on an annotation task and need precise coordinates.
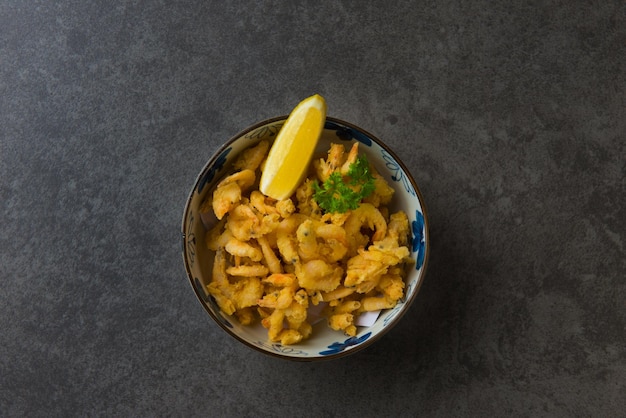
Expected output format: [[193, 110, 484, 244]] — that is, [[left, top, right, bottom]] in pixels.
[[259, 94, 327, 200]]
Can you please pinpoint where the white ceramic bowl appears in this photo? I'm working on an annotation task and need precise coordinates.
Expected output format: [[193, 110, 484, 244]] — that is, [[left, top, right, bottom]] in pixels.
[[182, 116, 429, 361]]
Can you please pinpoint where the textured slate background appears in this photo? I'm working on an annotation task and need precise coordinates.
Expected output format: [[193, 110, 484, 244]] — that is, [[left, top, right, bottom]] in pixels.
[[1, 1, 624, 416]]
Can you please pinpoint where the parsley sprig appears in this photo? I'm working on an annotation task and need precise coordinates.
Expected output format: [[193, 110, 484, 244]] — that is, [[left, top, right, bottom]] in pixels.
[[312, 154, 376, 213]]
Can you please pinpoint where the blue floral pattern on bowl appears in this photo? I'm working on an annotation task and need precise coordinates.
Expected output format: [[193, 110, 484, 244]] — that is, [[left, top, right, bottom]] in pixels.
[[381, 149, 416, 197], [412, 210, 426, 270], [198, 147, 231, 194], [324, 120, 373, 147], [319, 332, 372, 356], [245, 123, 283, 140], [185, 212, 197, 268], [256, 341, 310, 357], [193, 277, 209, 302]]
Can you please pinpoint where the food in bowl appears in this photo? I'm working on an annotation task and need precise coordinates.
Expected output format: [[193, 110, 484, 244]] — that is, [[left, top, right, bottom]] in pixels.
[[201, 139, 412, 345], [182, 96, 429, 360]]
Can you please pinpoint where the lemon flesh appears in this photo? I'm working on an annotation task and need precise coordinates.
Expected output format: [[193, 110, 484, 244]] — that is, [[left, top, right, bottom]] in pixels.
[[259, 94, 327, 200]]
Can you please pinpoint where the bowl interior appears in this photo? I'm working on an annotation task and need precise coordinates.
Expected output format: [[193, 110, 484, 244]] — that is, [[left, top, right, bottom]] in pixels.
[[182, 117, 429, 360]]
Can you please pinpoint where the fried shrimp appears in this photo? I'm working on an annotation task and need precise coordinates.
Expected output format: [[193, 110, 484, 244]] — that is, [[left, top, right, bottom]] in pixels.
[[296, 259, 343, 292], [249, 190, 278, 215], [314, 143, 345, 182], [217, 168, 256, 190], [344, 203, 387, 254], [275, 214, 307, 264], [339, 143, 359, 175], [226, 203, 279, 241], [233, 140, 269, 171], [257, 236, 283, 274], [226, 264, 269, 277], [202, 141, 412, 345], [212, 182, 242, 220], [296, 219, 318, 261], [295, 220, 348, 263], [224, 237, 263, 262], [295, 179, 321, 218], [211, 169, 256, 220], [363, 167, 395, 207]]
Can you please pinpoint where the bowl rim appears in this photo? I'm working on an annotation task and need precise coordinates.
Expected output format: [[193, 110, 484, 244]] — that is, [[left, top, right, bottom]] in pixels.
[[181, 115, 430, 361]]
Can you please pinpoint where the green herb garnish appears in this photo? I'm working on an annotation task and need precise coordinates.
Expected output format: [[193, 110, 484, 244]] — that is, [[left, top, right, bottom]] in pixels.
[[312, 154, 376, 213]]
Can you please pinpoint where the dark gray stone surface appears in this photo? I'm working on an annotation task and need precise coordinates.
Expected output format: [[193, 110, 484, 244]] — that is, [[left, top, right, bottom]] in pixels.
[[1, 1, 624, 416]]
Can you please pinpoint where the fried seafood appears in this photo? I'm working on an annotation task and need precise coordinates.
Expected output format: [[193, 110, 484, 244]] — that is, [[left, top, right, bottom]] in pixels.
[[200, 141, 412, 343]]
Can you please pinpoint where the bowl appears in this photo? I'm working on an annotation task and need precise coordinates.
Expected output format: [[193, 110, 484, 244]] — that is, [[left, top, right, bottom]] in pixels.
[[182, 116, 429, 361]]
